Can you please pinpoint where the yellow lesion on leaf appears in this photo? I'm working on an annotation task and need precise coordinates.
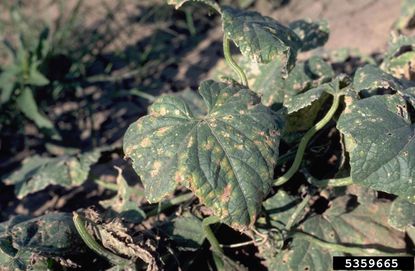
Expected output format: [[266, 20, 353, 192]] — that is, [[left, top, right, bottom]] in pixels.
[[156, 127, 170, 136], [150, 161, 162, 177], [140, 138, 151, 147]]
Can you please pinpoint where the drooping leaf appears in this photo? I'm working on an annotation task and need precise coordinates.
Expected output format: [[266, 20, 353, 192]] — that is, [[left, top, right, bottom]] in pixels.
[[254, 56, 334, 107], [289, 19, 329, 52], [337, 94, 415, 203], [211, 55, 333, 107], [285, 77, 340, 114], [4, 150, 101, 199], [264, 196, 406, 270], [381, 35, 415, 80], [262, 190, 300, 230], [388, 197, 415, 231], [159, 214, 206, 251], [221, 6, 301, 76], [100, 167, 146, 224], [124, 80, 281, 228]]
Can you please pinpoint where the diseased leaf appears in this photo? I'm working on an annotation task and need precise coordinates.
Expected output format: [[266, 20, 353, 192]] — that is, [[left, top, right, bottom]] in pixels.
[[381, 35, 415, 80], [388, 197, 415, 231], [221, 6, 301, 76], [211, 55, 333, 107], [265, 196, 406, 270], [337, 94, 415, 203], [289, 19, 329, 52], [10, 213, 85, 256], [353, 65, 405, 95], [124, 80, 281, 228], [285, 78, 340, 114], [4, 150, 101, 199]]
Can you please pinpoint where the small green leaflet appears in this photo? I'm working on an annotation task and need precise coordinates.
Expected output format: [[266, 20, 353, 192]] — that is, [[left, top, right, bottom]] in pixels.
[[266, 196, 406, 270], [221, 6, 301, 77], [337, 94, 415, 203], [4, 150, 101, 199], [288, 19, 329, 52], [123, 80, 281, 229]]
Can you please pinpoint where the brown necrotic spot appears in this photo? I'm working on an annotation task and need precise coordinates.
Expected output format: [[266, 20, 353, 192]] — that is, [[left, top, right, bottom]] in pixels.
[[221, 184, 232, 203]]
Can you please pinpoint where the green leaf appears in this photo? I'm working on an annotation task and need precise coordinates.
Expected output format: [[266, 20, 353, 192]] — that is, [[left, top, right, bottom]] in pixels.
[[15, 87, 56, 134], [124, 80, 281, 228], [337, 94, 415, 203], [262, 190, 300, 230], [388, 197, 415, 231], [0, 70, 17, 104], [221, 6, 301, 77], [100, 167, 146, 224], [27, 66, 49, 86], [4, 150, 101, 199], [160, 214, 206, 251], [265, 196, 406, 270], [289, 19, 329, 52]]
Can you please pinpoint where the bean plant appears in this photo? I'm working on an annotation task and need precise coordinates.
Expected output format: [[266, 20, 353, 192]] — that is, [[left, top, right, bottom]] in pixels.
[[1, 0, 415, 270]]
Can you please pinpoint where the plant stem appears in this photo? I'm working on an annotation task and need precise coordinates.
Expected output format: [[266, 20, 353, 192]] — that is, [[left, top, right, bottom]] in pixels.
[[145, 192, 194, 217], [285, 193, 312, 231], [185, 9, 196, 36], [94, 179, 118, 191], [292, 231, 408, 256], [223, 36, 249, 87], [312, 176, 354, 188], [274, 94, 341, 186], [72, 212, 130, 266], [203, 216, 224, 255]]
